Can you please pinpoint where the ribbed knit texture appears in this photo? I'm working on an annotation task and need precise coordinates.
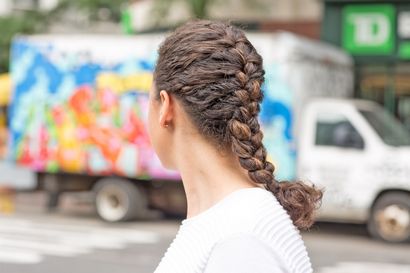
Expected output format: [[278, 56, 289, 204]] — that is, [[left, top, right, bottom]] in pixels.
[[154, 187, 313, 273]]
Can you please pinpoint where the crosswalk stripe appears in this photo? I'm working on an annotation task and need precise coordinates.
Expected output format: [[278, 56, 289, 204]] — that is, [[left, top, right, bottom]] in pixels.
[[0, 219, 159, 243], [318, 262, 410, 273], [0, 248, 42, 264], [0, 225, 156, 247], [0, 216, 160, 264], [0, 238, 92, 256]]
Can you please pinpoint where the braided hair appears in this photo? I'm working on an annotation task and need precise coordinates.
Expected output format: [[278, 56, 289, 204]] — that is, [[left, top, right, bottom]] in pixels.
[[154, 20, 322, 230]]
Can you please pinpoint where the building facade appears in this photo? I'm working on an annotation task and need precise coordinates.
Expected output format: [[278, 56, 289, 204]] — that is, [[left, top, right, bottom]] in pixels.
[[125, 0, 323, 38], [322, 0, 410, 130]]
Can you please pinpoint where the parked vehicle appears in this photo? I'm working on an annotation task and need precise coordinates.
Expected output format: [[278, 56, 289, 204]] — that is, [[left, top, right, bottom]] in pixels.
[[299, 98, 410, 243], [9, 32, 410, 243], [9, 34, 185, 220]]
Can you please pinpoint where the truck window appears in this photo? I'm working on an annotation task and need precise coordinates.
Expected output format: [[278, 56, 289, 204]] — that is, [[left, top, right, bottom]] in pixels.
[[315, 114, 364, 149], [359, 109, 410, 147]]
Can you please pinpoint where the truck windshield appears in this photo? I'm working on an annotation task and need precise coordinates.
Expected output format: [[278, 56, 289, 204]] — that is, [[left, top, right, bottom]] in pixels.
[[359, 109, 410, 147]]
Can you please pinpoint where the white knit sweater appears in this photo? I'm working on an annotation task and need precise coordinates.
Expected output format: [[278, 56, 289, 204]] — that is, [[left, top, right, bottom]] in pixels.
[[154, 187, 313, 273]]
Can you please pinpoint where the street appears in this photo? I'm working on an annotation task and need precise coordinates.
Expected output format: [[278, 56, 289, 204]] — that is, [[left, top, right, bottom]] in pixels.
[[0, 194, 409, 273], [0, 212, 175, 273]]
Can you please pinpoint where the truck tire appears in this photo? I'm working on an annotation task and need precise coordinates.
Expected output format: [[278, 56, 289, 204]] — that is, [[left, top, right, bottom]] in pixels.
[[368, 192, 410, 243], [93, 178, 147, 222]]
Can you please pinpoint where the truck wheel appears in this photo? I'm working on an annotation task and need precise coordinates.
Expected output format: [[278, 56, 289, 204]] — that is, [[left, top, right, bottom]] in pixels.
[[368, 192, 410, 243], [94, 178, 147, 222]]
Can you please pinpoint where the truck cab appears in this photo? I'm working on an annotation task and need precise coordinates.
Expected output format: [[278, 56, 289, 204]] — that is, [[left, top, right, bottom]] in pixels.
[[298, 98, 410, 243]]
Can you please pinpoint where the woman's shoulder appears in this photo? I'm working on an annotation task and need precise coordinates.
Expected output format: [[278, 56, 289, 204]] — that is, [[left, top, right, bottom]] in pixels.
[[213, 188, 312, 273], [204, 233, 288, 273], [206, 230, 313, 273], [181, 187, 291, 231], [219, 187, 291, 228], [173, 187, 312, 273]]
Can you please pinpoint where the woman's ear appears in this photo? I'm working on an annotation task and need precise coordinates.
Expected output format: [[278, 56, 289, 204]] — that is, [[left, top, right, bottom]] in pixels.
[[159, 90, 174, 128]]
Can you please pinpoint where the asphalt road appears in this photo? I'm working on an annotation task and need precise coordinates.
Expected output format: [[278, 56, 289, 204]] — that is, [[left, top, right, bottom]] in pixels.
[[0, 193, 409, 273]]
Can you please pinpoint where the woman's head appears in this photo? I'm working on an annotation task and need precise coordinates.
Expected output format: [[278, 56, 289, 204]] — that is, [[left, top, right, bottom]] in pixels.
[[149, 20, 322, 229]]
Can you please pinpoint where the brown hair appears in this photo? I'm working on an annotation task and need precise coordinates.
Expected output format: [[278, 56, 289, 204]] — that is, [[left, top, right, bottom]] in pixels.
[[154, 20, 322, 230]]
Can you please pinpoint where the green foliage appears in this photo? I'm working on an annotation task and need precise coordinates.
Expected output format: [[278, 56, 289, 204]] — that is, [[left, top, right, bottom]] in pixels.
[[152, 0, 213, 21], [0, 11, 49, 73], [151, 0, 270, 28], [148, 0, 215, 30], [0, 0, 128, 73], [64, 0, 129, 21], [188, 0, 212, 19]]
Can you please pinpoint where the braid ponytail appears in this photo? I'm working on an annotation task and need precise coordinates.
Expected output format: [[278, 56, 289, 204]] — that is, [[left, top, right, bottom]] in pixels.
[[154, 20, 322, 230], [226, 34, 322, 229]]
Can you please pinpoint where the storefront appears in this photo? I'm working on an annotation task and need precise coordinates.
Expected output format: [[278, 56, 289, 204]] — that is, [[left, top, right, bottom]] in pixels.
[[322, 0, 410, 131]]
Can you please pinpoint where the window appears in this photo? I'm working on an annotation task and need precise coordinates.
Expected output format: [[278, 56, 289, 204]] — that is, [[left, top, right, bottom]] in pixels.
[[315, 113, 364, 149], [360, 108, 410, 147]]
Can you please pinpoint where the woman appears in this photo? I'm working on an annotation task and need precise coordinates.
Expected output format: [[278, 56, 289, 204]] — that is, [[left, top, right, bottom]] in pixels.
[[148, 20, 322, 273]]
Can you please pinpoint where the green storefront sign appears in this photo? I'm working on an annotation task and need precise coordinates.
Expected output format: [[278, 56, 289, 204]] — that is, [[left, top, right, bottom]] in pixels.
[[343, 4, 395, 55]]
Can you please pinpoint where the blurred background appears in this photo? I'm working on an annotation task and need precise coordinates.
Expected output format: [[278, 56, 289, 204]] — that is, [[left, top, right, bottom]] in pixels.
[[0, 0, 409, 272]]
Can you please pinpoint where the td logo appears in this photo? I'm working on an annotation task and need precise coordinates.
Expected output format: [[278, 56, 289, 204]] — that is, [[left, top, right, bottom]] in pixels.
[[343, 5, 395, 55]]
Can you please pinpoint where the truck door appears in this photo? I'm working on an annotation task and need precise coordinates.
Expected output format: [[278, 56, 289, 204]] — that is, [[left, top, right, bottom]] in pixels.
[[298, 104, 371, 221]]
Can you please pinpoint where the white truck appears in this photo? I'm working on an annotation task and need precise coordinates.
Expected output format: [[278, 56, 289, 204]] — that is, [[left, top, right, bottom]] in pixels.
[[9, 32, 410, 243], [255, 33, 410, 243]]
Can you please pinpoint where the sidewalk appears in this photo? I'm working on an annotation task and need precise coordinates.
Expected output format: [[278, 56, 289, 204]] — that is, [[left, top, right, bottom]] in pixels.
[[3, 191, 96, 217]]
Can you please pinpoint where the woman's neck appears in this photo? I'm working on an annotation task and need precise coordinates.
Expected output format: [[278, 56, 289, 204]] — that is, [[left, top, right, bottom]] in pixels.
[[175, 138, 258, 219]]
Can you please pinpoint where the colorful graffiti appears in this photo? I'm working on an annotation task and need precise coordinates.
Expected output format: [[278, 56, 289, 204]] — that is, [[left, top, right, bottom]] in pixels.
[[10, 37, 179, 179], [260, 64, 296, 181], [9, 36, 296, 181]]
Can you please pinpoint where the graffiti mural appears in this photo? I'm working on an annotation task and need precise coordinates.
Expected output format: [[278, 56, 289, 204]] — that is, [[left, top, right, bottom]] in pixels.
[[9, 35, 308, 182], [260, 64, 296, 181], [10, 36, 179, 179]]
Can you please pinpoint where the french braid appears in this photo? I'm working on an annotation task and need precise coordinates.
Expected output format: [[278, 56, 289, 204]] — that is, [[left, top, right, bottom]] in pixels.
[[154, 20, 322, 229]]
